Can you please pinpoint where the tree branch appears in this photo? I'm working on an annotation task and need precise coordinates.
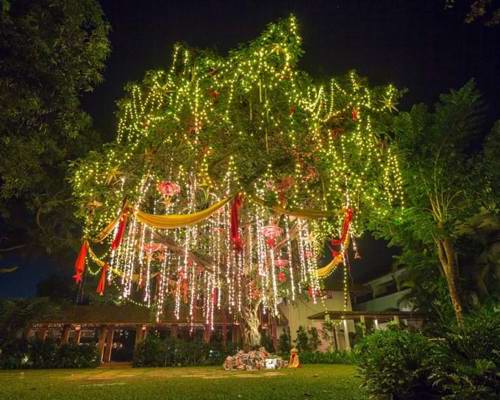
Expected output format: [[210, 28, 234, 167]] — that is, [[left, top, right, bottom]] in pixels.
[[0, 244, 27, 252]]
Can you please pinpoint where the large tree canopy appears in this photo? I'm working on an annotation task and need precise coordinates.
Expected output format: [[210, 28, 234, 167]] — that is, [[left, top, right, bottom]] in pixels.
[[0, 0, 110, 257], [71, 16, 403, 343]]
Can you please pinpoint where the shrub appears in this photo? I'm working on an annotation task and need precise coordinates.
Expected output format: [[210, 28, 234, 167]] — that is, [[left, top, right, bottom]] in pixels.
[[133, 334, 166, 367], [427, 308, 500, 400], [295, 326, 310, 351], [308, 327, 321, 351], [260, 330, 275, 353], [278, 331, 291, 355], [0, 339, 30, 369], [355, 328, 437, 399], [56, 343, 99, 368], [354, 309, 500, 399], [30, 339, 58, 368], [0, 339, 99, 369]]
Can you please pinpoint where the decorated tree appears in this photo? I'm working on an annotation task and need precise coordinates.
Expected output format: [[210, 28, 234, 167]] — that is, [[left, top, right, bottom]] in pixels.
[[70, 16, 403, 345]]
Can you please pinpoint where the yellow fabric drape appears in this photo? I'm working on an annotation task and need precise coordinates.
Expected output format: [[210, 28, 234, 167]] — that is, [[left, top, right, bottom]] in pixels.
[[93, 201, 129, 243], [87, 245, 106, 267], [135, 196, 231, 229], [250, 196, 336, 219], [315, 236, 350, 279], [315, 254, 343, 279], [88, 244, 139, 280]]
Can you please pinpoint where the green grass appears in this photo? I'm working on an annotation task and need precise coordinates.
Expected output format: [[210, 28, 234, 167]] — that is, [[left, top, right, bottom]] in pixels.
[[0, 364, 366, 400]]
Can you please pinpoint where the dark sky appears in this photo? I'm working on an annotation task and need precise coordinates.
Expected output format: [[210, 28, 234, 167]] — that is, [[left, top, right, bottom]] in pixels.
[[85, 0, 500, 137], [2, 0, 499, 298]]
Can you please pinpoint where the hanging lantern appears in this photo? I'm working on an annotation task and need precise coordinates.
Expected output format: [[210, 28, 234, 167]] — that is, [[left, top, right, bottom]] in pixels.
[[274, 258, 289, 268], [262, 223, 283, 247], [278, 271, 287, 283], [157, 181, 181, 206], [304, 249, 314, 259]]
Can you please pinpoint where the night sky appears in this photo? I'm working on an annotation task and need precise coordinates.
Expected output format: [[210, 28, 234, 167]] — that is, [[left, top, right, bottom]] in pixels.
[[1, 0, 499, 298]]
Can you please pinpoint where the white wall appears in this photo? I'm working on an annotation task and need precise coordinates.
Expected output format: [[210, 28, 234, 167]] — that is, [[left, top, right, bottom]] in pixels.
[[278, 291, 353, 350]]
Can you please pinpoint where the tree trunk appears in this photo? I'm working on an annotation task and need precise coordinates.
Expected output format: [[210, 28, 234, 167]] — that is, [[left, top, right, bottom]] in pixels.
[[436, 238, 464, 326], [242, 300, 261, 348]]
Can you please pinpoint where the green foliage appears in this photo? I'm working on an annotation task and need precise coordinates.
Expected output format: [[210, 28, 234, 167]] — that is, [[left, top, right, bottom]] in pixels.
[[371, 81, 500, 320], [0, 298, 59, 346], [0, 339, 99, 369], [377, 80, 488, 246], [132, 334, 232, 368], [483, 121, 500, 203], [300, 351, 353, 365], [278, 331, 291, 355], [259, 330, 275, 353], [56, 343, 100, 368], [0, 0, 110, 257], [396, 255, 456, 334], [355, 328, 436, 399], [0, 338, 30, 369], [428, 308, 500, 399], [308, 327, 321, 351], [133, 334, 165, 367], [294, 326, 310, 352], [355, 309, 500, 399]]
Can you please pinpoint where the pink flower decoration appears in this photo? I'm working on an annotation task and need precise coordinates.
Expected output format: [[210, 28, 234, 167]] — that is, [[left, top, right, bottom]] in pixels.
[[274, 258, 289, 268], [261, 224, 283, 240], [278, 272, 287, 283], [158, 181, 181, 197], [265, 180, 275, 190]]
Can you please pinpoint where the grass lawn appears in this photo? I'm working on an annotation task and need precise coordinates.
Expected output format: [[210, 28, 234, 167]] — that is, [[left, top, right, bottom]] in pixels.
[[0, 364, 366, 400]]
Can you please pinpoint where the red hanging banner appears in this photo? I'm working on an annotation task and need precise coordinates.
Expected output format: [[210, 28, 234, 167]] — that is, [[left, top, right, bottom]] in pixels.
[[330, 208, 354, 247], [230, 193, 244, 251], [96, 263, 109, 296], [111, 211, 129, 250], [73, 241, 88, 283]]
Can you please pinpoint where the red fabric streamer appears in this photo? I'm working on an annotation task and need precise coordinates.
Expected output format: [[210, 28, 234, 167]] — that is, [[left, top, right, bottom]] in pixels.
[[111, 212, 128, 250], [352, 108, 358, 121], [330, 208, 354, 247], [96, 264, 109, 296], [230, 193, 244, 251], [73, 241, 88, 283]]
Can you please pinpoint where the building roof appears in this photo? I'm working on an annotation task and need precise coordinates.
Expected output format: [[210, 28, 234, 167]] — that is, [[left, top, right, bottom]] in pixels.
[[308, 310, 425, 321], [35, 304, 233, 326]]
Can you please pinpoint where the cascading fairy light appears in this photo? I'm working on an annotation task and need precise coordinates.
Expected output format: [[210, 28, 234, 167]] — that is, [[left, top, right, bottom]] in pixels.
[[143, 198, 159, 306], [284, 217, 296, 301], [155, 247, 169, 322], [215, 211, 222, 309], [269, 247, 279, 316]]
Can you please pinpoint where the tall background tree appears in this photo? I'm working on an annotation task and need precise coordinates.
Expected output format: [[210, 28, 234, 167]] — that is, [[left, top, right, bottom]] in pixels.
[[372, 81, 500, 325], [0, 0, 110, 263]]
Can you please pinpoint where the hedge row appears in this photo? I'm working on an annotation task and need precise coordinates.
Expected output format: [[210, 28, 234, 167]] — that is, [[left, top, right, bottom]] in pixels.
[[0, 339, 100, 369]]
